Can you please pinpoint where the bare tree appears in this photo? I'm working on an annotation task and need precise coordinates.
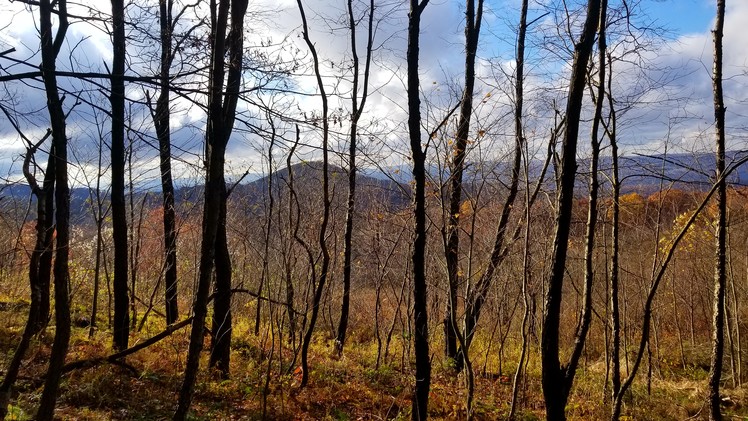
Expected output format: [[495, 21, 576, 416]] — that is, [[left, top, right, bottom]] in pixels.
[[151, 0, 180, 325], [540, 0, 602, 419], [111, 0, 130, 351], [35, 0, 71, 417], [407, 0, 431, 419], [442, 0, 483, 368], [708, 0, 727, 419], [173, 0, 249, 416], [508, 1, 530, 418], [335, 0, 375, 355], [295, 0, 332, 388], [0, 125, 54, 420]]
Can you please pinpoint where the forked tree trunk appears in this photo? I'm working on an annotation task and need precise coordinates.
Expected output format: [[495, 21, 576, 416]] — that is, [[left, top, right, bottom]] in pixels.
[[541, 1, 601, 419], [335, 0, 375, 355], [173, 0, 248, 417], [443, 0, 483, 367], [0, 136, 55, 419], [35, 0, 71, 418]]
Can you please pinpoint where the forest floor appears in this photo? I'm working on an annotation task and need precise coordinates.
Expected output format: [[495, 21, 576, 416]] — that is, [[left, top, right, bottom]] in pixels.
[[1, 298, 748, 420]]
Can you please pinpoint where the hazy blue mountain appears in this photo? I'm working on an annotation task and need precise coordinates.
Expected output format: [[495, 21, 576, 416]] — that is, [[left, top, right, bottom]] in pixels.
[[2, 152, 746, 226]]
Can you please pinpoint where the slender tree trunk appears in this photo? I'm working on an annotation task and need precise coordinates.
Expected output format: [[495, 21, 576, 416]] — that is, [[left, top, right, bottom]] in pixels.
[[541, 1, 601, 419], [607, 66, 624, 416], [671, 274, 686, 368], [90, 147, 104, 338], [111, 0, 130, 351], [509, 3, 530, 417], [725, 288, 736, 387], [296, 0, 332, 389], [255, 118, 276, 336], [708, 1, 726, 419], [0, 136, 56, 419], [35, 0, 70, 418], [210, 184, 232, 378], [335, 0, 375, 355], [128, 163, 145, 331], [407, 1, 431, 419], [731, 254, 742, 385], [153, 0, 179, 325]]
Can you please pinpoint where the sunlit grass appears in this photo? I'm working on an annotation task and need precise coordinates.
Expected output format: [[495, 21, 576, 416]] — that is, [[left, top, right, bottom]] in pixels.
[[0, 281, 747, 420]]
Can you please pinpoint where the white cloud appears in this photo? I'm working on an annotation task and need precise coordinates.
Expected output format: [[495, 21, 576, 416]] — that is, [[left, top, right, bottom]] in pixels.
[[1, 0, 747, 187]]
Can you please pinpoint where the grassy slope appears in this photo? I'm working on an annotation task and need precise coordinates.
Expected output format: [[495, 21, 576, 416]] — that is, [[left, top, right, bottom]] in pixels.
[[1, 296, 747, 420]]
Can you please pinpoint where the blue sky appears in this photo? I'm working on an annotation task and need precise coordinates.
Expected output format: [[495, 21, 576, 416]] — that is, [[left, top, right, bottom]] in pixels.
[[645, 0, 714, 34]]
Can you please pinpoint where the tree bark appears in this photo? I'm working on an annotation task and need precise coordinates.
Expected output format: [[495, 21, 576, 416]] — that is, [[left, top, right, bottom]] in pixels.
[[173, 0, 248, 417], [296, 0, 332, 389], [541, 1, 601, 419], [407, 0, 431, 419], [708, 0, 726, 419], [154, 0, 179, 325], [111, 0, 130, 351], [443, 0, 483, 367], [335, 0, 375, 355], [35, 0, 70, 418]]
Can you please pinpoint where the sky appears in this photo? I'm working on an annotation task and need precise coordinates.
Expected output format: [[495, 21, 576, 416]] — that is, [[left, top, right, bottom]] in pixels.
[[0, 0, 744, 188], [645, 0, 713, 34]]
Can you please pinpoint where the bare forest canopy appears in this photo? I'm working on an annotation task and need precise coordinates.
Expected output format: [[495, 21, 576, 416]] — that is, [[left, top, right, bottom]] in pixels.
[[1, 0, 747, 420]]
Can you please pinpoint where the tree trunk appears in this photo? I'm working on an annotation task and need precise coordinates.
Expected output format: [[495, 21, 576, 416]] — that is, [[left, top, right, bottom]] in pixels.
[[111, 0, 130, 351], [35, 0, 70, 418], [89, 143, 105, 338], [154, 0, 179, 325], [255, 117, 277, 336], [509, 1, 529, 418], [295, 0, 332, 389], [708, 0, 726, 419], [407, 1, 431, 419], [173, 0, 248, 417], [0, 135, 56, 419], [335, 0, 375, 355], [541, 1, 601, 419], [607, 61, 621, 399], [210, 184, 232, 378], [443, 0, 483, 368], [37, 174, 54, 331]]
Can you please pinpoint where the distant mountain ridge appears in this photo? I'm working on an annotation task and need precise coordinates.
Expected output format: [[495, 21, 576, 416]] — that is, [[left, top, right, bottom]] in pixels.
[[2, 152, 746, 222]]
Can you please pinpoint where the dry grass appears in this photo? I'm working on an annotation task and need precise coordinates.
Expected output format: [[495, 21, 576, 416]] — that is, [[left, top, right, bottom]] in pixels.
[[0, 293, 746, 420]]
